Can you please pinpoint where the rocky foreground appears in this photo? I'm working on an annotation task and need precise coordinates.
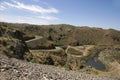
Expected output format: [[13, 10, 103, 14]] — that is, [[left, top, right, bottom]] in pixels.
[[0, 57, 118, 80]]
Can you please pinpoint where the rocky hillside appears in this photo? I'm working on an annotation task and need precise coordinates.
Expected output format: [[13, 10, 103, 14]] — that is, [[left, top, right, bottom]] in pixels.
[[1, 22, 120, 46], [0, 25, 29, 59], [0, 22, 120, 79]]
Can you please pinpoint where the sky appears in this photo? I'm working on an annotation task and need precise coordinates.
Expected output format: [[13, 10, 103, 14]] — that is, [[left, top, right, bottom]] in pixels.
[[0, 0, 120, 30]]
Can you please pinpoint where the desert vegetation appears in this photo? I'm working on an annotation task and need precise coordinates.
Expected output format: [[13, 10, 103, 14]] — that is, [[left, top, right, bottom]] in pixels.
[[0, 22, 120, 79]]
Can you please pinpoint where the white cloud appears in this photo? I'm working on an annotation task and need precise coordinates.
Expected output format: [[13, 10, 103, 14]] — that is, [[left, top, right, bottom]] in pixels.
[[0, 14, 49, 25], [0, 0, 60, 24], [2, 0, 59, 14], [0, 5, 6, 10], [38, 15, 59, 21]]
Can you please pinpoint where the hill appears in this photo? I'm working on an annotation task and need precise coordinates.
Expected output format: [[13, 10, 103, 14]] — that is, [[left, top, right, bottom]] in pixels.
[[1, 22, 120, 46], [0, 22, 120, 79]]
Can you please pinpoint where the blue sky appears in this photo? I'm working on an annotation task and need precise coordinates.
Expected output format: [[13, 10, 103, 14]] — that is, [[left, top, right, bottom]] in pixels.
[[0, 0, 120, 30]]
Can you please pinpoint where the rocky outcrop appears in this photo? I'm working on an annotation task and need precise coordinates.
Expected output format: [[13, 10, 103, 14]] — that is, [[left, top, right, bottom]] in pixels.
[[0, 38, 29, 59], [0, 26, 29, 59]]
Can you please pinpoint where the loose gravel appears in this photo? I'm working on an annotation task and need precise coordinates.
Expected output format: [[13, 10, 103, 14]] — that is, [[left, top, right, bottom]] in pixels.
[[0, 58, 119, 80]]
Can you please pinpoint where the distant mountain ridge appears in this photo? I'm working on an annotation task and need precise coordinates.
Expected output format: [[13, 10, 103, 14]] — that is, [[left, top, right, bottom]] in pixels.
[[1, 22, 120, 46]]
